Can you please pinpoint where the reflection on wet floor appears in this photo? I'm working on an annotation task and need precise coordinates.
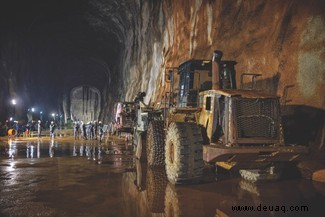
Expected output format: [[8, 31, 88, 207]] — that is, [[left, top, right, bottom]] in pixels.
[[0, 139, 134, 163], [0, 139, 324, 217]]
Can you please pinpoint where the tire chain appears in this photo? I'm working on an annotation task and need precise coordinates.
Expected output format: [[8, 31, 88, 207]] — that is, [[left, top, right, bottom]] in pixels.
[[147, 121, 165, 166]]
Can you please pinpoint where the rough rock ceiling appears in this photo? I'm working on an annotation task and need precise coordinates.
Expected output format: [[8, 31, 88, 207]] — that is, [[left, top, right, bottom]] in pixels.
[[0, 0, 132, 117]]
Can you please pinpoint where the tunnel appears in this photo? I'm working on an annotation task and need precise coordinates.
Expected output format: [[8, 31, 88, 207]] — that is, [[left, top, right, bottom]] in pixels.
[[0, 0, 324, 149], [0, 0, 126, 123], [0, 0, 324, 216]]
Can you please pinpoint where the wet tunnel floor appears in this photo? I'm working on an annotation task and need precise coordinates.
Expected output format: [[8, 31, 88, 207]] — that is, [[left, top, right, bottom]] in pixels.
[[0, 138, 324, 217]]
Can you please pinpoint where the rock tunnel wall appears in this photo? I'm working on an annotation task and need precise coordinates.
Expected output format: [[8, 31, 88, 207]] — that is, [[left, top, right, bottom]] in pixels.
[[121, 0, 324, 110], [118, 0, 324, 151]]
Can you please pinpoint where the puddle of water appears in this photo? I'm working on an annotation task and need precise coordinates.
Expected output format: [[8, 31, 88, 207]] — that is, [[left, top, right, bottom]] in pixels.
[[0, 139, 324, 217], [0, 139, 134, 162]]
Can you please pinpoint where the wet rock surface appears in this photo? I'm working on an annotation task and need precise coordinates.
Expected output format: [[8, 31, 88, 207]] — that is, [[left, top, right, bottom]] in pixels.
[[0, 137, 324, 217]]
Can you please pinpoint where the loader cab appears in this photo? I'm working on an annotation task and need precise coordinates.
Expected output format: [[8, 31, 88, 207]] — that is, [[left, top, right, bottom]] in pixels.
[[177, 60, 236, 108], [177, 60, 211, 107]]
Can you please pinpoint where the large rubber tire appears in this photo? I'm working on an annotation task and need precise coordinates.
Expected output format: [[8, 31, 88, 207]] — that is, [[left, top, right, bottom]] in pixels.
[[165, 122, 204, 184], [146, 167, 168, 213], [147, 121, 165, 167]]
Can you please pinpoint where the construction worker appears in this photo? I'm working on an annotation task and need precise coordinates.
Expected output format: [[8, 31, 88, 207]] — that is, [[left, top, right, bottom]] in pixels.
[[49, 121, 55, 138], [98, 121, 104, 142], [14, 121, 20, 137], [25, 124, 30, 137], [93, 121, 98, 140], [80, 121, 85, 140], [73, 121, 79, 140], [86, 122, 92, 140], [37, 120, 42, 138]]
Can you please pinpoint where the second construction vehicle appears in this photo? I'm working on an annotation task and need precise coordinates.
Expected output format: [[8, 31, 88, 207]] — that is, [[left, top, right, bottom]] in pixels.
[[145, 50, 308, 184], [111, 101, 136, 135]]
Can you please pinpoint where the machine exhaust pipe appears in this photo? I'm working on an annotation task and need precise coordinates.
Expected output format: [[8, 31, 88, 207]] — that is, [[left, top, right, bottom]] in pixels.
[[212, 50, 223, 90]]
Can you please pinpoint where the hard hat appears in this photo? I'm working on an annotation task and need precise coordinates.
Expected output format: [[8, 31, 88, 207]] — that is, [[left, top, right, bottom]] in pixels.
[[51, 121, 54, 124]]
